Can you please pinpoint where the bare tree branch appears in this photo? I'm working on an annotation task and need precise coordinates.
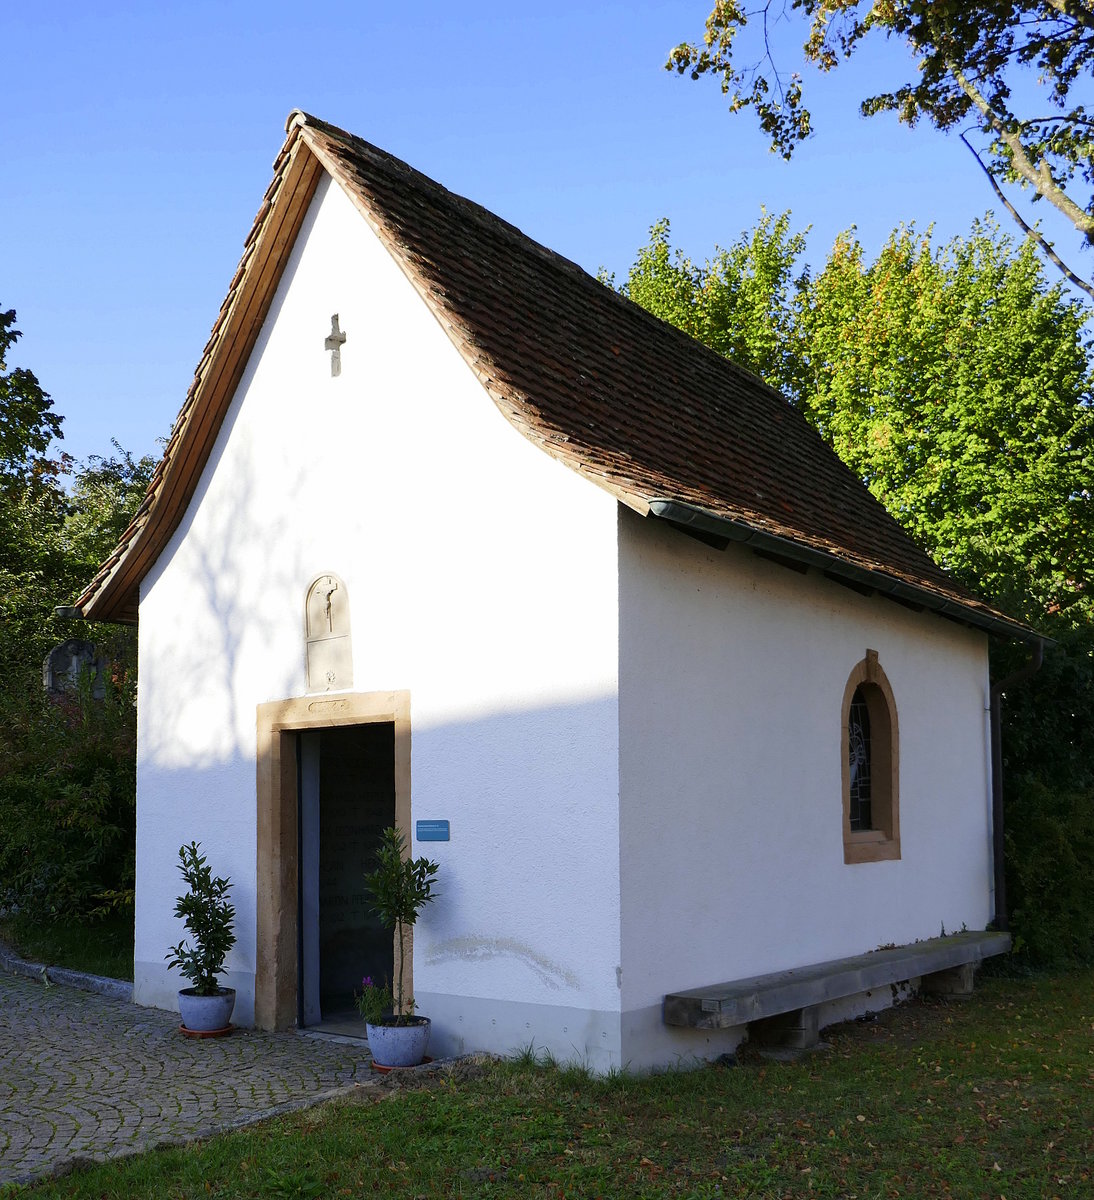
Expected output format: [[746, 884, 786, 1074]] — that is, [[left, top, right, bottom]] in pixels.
[[952, 64, 1094, 241], [673, 3, 1094, 289], [1040, 0, 1094, 31], [960, 132, 1094, 300], [1015, 115, 1094, 128]]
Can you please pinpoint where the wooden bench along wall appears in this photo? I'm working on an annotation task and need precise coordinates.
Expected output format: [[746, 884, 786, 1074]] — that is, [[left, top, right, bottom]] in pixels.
[[663, 931, 1011, 1049]]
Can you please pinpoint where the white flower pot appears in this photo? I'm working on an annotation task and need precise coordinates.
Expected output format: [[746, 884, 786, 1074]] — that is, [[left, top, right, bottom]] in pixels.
[[366, 1016, 430, 1067], [178, 986, 236, 1032]]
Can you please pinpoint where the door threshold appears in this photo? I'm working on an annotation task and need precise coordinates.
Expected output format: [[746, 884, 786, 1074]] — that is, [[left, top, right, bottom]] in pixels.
[[302, 1013, 369, 1040]]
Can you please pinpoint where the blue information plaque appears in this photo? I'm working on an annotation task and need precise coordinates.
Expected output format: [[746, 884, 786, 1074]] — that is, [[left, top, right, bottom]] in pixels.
[[416, 819, 450, 842]]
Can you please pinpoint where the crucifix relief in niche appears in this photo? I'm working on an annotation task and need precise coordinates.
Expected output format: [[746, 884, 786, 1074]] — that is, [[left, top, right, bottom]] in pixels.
[[305, 573, 353, 693]]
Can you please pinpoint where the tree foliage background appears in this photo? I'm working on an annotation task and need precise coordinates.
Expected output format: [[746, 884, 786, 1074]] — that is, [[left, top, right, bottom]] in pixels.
[[611, 215, 1094, 964], [0, 308, 155, 925], [5, 205, 1092, 967], [670, 2, 1094, 298]]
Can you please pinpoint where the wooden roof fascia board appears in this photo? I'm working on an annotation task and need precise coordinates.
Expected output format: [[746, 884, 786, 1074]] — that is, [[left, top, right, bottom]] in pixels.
[[157, 147, 323, 519], [158, 147, 325, 562], [84, 149, 320, 619], [77, 136, 324, 622]]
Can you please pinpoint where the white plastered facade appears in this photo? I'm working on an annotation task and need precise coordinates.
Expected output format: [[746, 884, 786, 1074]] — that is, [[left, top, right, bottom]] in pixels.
[[133, 169, 994, 1073], [135, 175, 622, 1067], [616, 512, 993, 1069]]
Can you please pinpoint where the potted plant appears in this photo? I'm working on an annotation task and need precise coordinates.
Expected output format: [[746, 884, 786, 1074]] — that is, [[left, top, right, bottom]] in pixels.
[[354, 974, 393, 1027], [165, 841, 237, 1034], [359, 826, 439, 1067]]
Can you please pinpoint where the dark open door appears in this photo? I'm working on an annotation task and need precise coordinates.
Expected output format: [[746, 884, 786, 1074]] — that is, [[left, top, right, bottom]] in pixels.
[[299, 722, 395, 1026]]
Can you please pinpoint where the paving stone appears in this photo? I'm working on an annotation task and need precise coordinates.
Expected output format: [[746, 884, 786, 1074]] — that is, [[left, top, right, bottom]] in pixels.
[[0, 970, 381, 1186]]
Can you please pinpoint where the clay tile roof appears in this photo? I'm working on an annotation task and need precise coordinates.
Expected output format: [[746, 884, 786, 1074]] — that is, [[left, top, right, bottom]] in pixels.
[[76, 111, 1036, 642]]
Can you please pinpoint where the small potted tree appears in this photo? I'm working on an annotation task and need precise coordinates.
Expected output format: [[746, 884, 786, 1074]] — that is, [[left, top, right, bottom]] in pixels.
[[359, 826, 439, 1067], [165, 841, 237, 1035]]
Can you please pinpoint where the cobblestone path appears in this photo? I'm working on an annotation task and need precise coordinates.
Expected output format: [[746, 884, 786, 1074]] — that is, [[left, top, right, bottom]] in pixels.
[[0, 971, 378, 1186]]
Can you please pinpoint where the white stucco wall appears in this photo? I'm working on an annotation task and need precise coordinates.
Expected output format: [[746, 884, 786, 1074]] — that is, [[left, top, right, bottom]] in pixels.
[[616, 510, 993, 1069], [135, 174, 621, 1066]]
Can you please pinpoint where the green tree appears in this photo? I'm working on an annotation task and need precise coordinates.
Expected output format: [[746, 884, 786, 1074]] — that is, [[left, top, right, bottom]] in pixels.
[[612, 211, 809, 392], [795, 223, 1093, 628], [0, 306, 155, 925], [0, 307, 62, 484], [63, 441, 155, 577], [669, 2, 1094, 297], [363, 828, 439, 1021], [0, 309, 155, 673], [1, 310, 69, 677]]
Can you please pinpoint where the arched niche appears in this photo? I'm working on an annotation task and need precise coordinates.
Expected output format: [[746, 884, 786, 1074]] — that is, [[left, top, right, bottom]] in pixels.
[[305, 573, 353, 693]]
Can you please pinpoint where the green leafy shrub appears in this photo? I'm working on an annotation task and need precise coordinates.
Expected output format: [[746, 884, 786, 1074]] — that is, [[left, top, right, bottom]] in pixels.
[[1004, 776, 1094, 966], [998, 627, 1094, 965], [165, 842, 236, 995], [1, 310, 152, 932], [363, 827, 439, 1023], [0, 656, 136, 923]]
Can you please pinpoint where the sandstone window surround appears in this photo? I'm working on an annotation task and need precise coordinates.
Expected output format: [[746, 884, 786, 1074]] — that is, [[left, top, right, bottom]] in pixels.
[[841, 649, 900, 864]]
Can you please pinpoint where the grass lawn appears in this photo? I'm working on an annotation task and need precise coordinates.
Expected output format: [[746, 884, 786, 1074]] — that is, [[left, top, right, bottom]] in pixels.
[[0, 911, 133, 982], [12, 967, 1092, 1199]]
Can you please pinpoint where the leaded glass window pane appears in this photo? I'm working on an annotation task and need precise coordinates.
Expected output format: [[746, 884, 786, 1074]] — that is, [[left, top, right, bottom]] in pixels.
[[848, 687, 872, 831]]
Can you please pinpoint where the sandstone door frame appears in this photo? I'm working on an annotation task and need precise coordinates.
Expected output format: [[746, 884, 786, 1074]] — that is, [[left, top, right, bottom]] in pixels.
[[255, 690, 411, 1029]]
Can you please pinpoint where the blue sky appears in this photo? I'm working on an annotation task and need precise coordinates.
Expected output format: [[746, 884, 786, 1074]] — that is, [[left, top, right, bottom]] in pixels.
[[4, 2, 1084, 467]]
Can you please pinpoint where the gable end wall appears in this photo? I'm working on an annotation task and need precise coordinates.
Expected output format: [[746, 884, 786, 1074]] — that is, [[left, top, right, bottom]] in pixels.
[[133, 175, 622, 1066]]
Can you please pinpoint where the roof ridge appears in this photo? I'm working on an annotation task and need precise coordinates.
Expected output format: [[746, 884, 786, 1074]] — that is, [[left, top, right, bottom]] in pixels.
[[292, 114, 832, 412], [296, 112, 584, 270]]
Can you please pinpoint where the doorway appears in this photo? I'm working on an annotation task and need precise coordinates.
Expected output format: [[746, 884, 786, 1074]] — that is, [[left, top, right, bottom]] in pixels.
[[298, 723, 395, 1030], [254, 691, 411, 1031]]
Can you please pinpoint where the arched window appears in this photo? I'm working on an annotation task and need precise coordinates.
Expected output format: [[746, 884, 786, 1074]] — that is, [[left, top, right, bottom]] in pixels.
[[841, 650, 900, 864], [847, 686, 872, 831]]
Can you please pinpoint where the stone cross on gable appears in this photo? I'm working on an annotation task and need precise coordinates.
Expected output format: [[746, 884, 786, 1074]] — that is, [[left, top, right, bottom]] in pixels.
[[324, 314, 346, 377]]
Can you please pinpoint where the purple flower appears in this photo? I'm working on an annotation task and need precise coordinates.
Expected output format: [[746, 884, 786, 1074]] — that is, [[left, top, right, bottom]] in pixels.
[[362, 976, 373, 989]]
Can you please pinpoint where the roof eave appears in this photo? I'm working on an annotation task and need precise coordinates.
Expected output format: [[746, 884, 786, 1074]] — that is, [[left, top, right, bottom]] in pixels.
[[648, 500, 1047, 646]]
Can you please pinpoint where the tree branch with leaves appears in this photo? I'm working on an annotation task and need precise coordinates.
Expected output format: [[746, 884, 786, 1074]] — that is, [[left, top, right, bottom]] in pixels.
[[669, 1, 1094, 297]]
